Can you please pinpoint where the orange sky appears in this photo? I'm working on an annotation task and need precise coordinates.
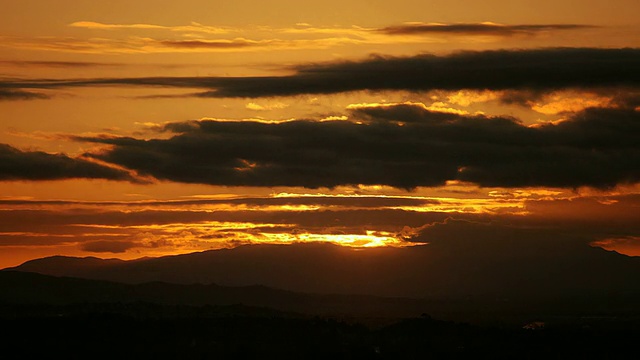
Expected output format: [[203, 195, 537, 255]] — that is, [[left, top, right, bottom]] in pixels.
[[1, 0, 639, 268]]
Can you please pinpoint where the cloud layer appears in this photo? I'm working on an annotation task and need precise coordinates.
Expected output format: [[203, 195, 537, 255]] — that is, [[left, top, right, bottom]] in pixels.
[[2, 191, 639, 259], [205, 48, 640, 97], [68, 104, 640, 189], [378, 23, 596, 36], [4, 48, 638, 99], [0, 89, 49, 101], [0, 21, 599, 55], [0, 143, 139, 182]]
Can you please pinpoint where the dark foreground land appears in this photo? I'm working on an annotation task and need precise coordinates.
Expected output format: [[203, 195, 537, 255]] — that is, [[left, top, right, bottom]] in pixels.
[[2, 270, 640, 359], [1, 302, 640, 360]]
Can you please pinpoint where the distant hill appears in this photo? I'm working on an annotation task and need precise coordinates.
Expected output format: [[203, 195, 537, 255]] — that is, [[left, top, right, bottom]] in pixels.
[[8, 242, 640, 303], [0, 270, 436, 319]]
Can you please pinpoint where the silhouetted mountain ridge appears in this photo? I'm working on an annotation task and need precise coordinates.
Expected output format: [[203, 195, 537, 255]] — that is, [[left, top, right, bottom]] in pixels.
[[8, 242, 640, 302], [0, 270, 436, 318]]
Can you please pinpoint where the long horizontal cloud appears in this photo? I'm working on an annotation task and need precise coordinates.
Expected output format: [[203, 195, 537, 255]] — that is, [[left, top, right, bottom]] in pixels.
[[68, 21, 229, 34], [378, 23, 596, 36], [53, 21, 596, 54], [0, 89, 49, 101], [0, 143, 141, 182], [3, 195, 637, 237], [0, 60, 121, 68], [0, 195, 440, 209], [205, 48, 640, 97], [70, 21, 593, 37], [4, 48, 638, 97], [0, 34, 362, 55], [159, 39, 263, 49], [73, 104, 640, 189]]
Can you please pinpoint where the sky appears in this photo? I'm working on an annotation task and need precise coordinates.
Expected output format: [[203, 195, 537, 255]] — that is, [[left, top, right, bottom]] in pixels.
[[0, 0, 639, 269]]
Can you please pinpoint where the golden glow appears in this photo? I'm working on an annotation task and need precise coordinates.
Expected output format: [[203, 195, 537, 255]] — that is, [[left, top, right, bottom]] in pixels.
[[245, 102, 290, 111], [446, 90, 502, 107], [61, 219, 412, 254], [591, 237, 640, 257], [273, 192, 529, 214], [530, 92, 613, 115], [69, 21, 230, 34], [0, 183, 568, 267], [253, 231, 410, 248], [347, 101, 470, 116]]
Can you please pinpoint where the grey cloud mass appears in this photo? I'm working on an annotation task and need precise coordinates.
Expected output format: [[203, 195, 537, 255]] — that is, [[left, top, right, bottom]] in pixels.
[[206, 47, 640, 97], [159, 39, 257, 49], [3, 48, 639, 98], [0, 143, 141, 182], [0, 195, 438, 209], [0, 60, 121, 68], [73, 104, 640, 189], [377, 23, 596, 36], [0, 89, 49, 101], [80, 240, 138, 253]]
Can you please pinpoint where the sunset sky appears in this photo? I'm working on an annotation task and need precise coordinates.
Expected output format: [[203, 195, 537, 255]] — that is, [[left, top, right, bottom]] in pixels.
[[1, 0, 639, 269]]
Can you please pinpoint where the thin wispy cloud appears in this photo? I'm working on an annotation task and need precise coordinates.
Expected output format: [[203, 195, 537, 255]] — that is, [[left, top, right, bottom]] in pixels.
[[69, 21, 230, 34], [378, 22, 597, 36], [0, 21, 600, 55], [0, 60, 122, 68], [0, 34, 363, 54], [0, 89, 49, 101]]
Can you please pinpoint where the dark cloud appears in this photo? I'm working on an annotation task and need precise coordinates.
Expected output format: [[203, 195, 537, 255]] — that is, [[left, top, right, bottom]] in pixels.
[[205, 48, 640, 97], [0, 233, 130, 246], [77, 118, 459, 188], [353, 103, 461, 123], [80, 240, 138, 253], [609, 90, 640, 109], [160, 39, 257, 49], [73, 104, 640, 189], [0, 208, 445, 234], [496, 89, 546, 107], [0, 209, 215, 232], [0, 195, 439, 209], [0, 89, 49, 101], [0, 60, 120, 68], [3, 48, 639, 97], [496, 88, 640, 110], [0, 143, 142, 182], [377, 23, 596, 36]]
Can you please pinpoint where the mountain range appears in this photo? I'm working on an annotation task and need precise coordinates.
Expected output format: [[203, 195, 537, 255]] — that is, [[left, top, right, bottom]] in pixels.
[[5, 242, 640, 321], [8, 242, 640, 298]]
